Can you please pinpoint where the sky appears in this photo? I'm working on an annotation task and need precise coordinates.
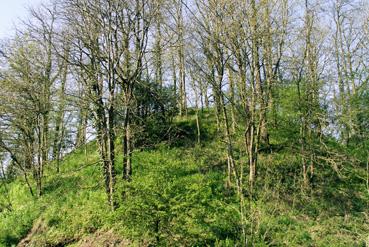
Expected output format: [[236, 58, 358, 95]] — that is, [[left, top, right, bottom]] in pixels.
[[0, 0, 43, 39]]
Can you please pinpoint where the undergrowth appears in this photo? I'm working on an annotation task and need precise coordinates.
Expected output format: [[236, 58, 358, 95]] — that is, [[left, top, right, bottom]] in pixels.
[[0, 110, 368, 246]]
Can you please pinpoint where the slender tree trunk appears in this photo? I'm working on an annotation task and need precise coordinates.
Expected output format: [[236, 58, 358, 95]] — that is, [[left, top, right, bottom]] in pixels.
[[227, 65, 236, 133], [154, 15, 163, 87], [171, 53, 177, 98], [190, 72, 201, 144], [52, 48, 68, 173], [247, 0, 262, 193], [123, 106, 132, 181], [76, 106, 88, 147], [177, 1, 187, 116]]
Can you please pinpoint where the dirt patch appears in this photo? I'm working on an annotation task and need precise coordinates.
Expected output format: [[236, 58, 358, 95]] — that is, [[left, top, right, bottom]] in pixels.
[[17, 219, 130, 247], [17, 218, 46, 247], [76, 230, 131, 247]]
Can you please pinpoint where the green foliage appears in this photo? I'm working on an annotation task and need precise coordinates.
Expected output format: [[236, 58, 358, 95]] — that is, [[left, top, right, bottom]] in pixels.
[[0, 111, 368, 246], [0, 182, 38, 246], [114, 147, 239, 246], [131, 81, 178, 148]]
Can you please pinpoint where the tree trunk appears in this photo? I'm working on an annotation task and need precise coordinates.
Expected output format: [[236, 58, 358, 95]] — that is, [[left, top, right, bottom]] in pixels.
[[52, 47, 68, 173]]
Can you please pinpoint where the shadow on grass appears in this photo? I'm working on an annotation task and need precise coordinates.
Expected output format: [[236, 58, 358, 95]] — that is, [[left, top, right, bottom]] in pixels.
[[167, 112, 218, 149], [255, 151, 367, 219], [43, 175, 81, 196], [311, 171, 368, 216]]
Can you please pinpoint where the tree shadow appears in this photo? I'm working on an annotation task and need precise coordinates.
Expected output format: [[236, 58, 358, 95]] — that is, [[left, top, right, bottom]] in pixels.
[[43, 175, 82, 196]]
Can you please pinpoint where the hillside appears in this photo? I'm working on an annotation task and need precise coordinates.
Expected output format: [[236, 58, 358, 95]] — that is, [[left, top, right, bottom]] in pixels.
[[1, 0, 369, 246], [0, 111, 368, 247]]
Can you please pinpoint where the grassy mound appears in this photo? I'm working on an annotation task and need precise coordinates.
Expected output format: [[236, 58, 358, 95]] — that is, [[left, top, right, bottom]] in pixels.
[[0, 111, 368, 246]]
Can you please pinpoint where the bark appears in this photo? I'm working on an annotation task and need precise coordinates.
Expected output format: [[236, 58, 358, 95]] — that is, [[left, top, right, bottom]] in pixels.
[[227, 64, 236, 133], [123, 106, 132, 181], [52, 47, 69, 173], [190, 71, 201, 144], [154, 15, 163, 87], [76, 108, 88, 147], [177, 1, 187, 116], [248, 0, 263, 193]]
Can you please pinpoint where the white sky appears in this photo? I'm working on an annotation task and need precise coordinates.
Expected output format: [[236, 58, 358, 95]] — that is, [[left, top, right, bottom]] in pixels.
[[0, 0, 43, 39]]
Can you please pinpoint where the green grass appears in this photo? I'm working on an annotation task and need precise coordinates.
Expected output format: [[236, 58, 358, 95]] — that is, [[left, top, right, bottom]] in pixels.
[[0, 109, 368, 246]]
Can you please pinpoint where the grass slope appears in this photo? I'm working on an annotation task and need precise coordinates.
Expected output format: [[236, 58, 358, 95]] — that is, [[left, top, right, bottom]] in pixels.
[[0, 111, 368, 246]]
